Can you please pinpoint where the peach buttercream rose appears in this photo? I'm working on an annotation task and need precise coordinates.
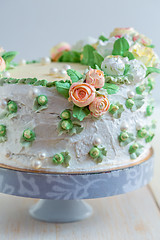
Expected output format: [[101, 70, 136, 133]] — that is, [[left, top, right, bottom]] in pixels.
[[0, 57, 6, 72], [89, 96, 110, 118], [50, 42, 71, 61], [85, 69, 105, 88], [69, 82, 96, 107]]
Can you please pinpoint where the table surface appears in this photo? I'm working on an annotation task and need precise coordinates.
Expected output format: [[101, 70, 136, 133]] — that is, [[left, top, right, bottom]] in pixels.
[[0, 112, 160, 240]]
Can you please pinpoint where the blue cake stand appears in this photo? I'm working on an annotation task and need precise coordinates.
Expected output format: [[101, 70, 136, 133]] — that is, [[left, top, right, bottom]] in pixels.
[[0, 148, 153, 223]]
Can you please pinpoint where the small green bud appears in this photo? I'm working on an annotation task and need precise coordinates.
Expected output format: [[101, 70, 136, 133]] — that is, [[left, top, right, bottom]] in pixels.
[[146, 105, 154, 116], [126, 98, 134, 109], [23, 129, 36, 142], [7, 101, 18, 113], [129, 143, 139, 154], [119, 132, 129, 142], [145, 132, 155, 143], [61, 119, 73, 130], [37, 95, 48, 106], [136, 85, 146, 95], [111, 105, 119, 112], [89, 147, 100, 159], [52, 153, 64, 164], [0, 125, 6, 137], [60, 110, 71, 120], [137, 128, 147, 138]]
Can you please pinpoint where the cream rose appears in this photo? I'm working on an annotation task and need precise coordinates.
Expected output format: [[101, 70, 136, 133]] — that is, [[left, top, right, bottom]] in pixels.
[[89, 96, 110, 118], [50, 42, 71, 61], [85, 68, 105, 88], [0, 57, 6, 72], [130, 42, 158, 67], [69, 82, 96, 107], [110, 27, 138, 38]]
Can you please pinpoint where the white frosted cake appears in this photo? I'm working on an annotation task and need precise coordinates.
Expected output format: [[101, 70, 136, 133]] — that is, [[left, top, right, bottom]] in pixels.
[[0, 27, 159, 172]]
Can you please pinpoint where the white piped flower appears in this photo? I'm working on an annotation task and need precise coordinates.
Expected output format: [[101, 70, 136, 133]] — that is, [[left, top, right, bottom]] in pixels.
[[101, 56, 125, 76], [97, 37, 117, 58], [127, 59, 147, 83]]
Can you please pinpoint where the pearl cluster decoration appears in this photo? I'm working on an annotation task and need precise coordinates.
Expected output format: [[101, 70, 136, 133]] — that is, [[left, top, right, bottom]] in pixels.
[[19, 59, 26, 66], [127, 91, 135, 99], [49, 64, 71, 78], [93, 137, 101, 146], [31, 160, 42, 169]]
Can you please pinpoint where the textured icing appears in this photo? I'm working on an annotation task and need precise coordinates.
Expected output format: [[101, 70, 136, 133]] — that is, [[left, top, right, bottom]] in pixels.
[[0, 62, 153, 172]]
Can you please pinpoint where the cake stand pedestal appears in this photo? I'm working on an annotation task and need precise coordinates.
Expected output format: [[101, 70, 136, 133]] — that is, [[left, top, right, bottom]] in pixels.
[[0, 149, 153, 223]]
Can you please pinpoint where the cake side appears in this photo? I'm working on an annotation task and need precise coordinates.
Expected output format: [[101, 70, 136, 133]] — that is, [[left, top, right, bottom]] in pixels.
[[0, 27, 159, 172]]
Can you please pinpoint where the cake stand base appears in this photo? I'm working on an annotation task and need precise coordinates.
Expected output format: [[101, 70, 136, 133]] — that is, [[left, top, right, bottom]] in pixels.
[[29, 199, 93, 223]]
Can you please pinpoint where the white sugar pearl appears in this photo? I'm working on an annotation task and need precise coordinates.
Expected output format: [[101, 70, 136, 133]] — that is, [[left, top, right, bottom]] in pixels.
[[127, 91, 135, 98], [32, 160, 42, 169], [136, 122, 143, 130], [0, 99, 7, 109], [19, 59, 26, 66], [38, 152, 47, 160], [41, 57, 51, 65], [93, 138, 101, 146], [3, 71, 11, 78], [29, 88, 40, 98], [120, 121, 129, 131], [63, 64, 71, 70], [58, 69, 67, 77], [49, 67, 58, 75]]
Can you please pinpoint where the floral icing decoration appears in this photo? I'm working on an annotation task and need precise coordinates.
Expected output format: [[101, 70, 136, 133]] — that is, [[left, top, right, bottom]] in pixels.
[[89, 96, 110, 118], [145, 104, 154, 116], [89, 146, 107, 163], [20, 129, 36, 147], [137, 121, 156, 143], [85, 68, 105, 88], [68, 82, 96, 107], [129, 142, 144, 159], [125, 95, 144, 112], [0, 51, 18, 71], [118, 130, 135, 147], [0, 124, 7, 143], [58, 109, 84, 136], [33, 95, 48, 112], [52, 151, 71, 167], [50, 42, 71, 61], [137, 128, 147, 138], [109, 102, 124, 119], [0, 100, 18, 120]]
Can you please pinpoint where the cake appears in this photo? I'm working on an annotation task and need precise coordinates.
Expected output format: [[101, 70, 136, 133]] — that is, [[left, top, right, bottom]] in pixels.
[[0, 27, 159, 173]]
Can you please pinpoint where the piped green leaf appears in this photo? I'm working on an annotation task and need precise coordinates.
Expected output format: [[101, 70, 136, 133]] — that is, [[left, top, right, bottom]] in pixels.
[[67, 69, 83, 83], [58, 51, 81, 63], [103, 83, 119, 94], [93, 51, 104, 68], [2, 51, 18, 64], [73, 105, 90, 121], [112, 37, 129, 56], [55, 80, 71, 98], [99, 35, 108, 42], [146, 67, 160, 77], [81, 44, 95, 67]]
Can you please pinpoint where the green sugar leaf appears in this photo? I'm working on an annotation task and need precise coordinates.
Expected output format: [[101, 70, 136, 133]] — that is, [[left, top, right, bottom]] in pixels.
[[124, 64, 130, 75], [103, 83, 119, 94], [145, 67, 160, 77], [112, 37, 129, 56], [99, 35, 108, 42], [123, 51, 135, 60], [58, 51, 81, 63], [67, 69, 83, 83], [2, 51, 18, 64], [73, 105, 90, 121], [55, 81, 71, 98], [146, 44, 155, 48], [93, 51, 104, 68], [81, 44, 95, 67]]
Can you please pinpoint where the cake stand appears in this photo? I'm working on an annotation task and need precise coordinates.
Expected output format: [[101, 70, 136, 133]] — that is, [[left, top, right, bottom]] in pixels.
[[0, 148, 154, 223]]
